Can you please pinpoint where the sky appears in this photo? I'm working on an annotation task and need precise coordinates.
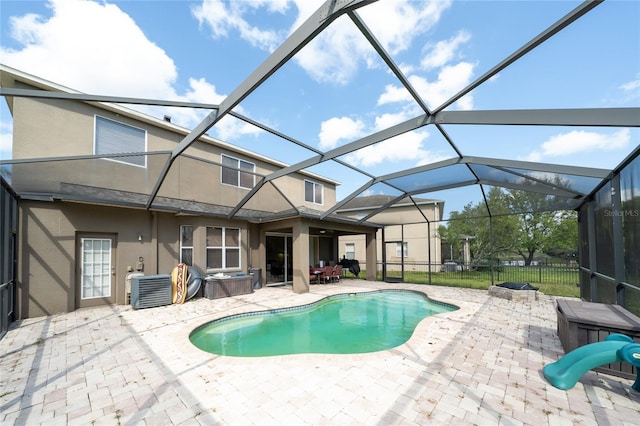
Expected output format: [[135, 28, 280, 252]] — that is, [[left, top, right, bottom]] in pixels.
[[0, 0, 638, 218]]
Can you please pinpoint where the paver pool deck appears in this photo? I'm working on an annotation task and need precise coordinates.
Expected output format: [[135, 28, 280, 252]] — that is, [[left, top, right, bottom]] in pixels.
[[1, 280, 638, 425]]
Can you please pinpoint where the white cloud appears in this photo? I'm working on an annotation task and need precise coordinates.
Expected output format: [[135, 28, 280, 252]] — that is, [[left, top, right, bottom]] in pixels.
[[0, 0, 264, 139], [2, 0, 177, 99], [359, 188, 378, 197], [524, 151, 543, 163], [617, 78, 640, 104], [525, 129, 631, 161], [346, 131, 434, 167], [620, 79, 640, 92], [191, 0, 456, 87], [377, 84, 411, 106], [416, 151, 452, 167], [420, 30, 471, 70], [164, 78, 265, 141], [292, 0, 453, 85], [373, 112, 412, 131], [376, 27, 475, 111], [454, 94, 474, 110], [378, 62, 476, 110], [287, 0, 322, 30], [412, 63, 476, 109], [320, 39, 476, 168], [294, 17, 367, 85], [359, 0, 453, 55], [318, 117, 365, 150], [215, 114, 264, 142], [192, 0, 288, 51], [318, 109, 445, 168], [194, 0, 473, 165]]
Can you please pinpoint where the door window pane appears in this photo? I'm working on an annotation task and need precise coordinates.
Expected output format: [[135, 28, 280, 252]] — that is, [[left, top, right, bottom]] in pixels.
[[181, 248, 193, 266], [180, 225, 193, 265], [81, 238, 111, 299]]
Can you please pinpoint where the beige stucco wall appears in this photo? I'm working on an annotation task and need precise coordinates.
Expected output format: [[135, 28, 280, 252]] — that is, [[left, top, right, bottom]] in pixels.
[[10, 93, 336, 211], [161, 214, 250, 275], [17, 200, 254, 319], [16, 198, 381, 319], [338, 203, 442, 268], [18, 201, 155, 317]]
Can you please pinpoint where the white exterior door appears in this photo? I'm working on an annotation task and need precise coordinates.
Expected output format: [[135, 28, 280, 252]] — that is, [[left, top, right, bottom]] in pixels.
[[77, 235, 116, 308]]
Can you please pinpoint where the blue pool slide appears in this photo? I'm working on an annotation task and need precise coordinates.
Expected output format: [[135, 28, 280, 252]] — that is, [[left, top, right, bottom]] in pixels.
[[543, 333, 640, 391]]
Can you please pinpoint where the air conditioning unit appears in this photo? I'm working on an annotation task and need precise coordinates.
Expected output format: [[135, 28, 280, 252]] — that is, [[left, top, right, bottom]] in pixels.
[[131, 274, 172, 309]]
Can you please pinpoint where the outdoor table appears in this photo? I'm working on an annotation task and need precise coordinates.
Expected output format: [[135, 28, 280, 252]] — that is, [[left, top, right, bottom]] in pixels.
[[311, 269, 323, 284]]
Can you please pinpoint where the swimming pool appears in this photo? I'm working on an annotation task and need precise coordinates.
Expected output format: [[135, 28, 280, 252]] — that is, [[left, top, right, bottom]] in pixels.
[[189, 290, 458, 357]]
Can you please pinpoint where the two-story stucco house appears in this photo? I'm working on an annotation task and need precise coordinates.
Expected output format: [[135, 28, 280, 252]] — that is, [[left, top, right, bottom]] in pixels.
[[337, 195, 444, 278], [1, 65, 378, 319]]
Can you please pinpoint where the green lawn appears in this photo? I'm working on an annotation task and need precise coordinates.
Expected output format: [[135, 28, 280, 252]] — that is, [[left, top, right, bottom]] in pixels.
[[373, 268, 581, 298]]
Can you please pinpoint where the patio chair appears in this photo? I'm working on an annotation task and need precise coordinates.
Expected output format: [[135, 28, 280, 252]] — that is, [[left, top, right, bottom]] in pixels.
[[319, 265, 333, 284], [309, 266, 323, 284], [330, 264, 342, 283]]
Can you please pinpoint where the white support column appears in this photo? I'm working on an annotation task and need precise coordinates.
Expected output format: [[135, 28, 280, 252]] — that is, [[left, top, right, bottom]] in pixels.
[[365, 230, 377, 281], [292, 220, 310, 294]]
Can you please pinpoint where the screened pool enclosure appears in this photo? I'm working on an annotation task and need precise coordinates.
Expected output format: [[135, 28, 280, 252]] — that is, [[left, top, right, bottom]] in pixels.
[[1, 0, 639, 324]]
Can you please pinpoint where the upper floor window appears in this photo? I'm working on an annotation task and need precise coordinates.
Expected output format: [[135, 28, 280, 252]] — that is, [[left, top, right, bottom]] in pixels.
[[305, 180, 323, 204], [94, 116, 146, 167], [206, 226, 240, 270], [345, 243, 355, 260], [221, 154, 254, 189], [396, 242, 408, 257]]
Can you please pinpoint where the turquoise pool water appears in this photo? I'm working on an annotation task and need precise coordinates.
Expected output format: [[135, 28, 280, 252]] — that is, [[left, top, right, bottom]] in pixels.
[[189, 290, 458, 357]]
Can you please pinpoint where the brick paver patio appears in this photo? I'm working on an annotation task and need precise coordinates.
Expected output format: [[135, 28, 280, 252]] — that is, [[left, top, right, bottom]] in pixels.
[[1, 281, 638, 425]]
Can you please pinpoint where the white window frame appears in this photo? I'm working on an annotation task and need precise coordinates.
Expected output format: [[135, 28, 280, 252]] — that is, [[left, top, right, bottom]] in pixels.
[[206, 226, 241, 270], [304, 180, 323, 205], [180, 225, 193, 266], [345, 243, 355, 260], [396, 242, 408, 257], [94, 115, 147, 168], [221, 154, 255, 189]]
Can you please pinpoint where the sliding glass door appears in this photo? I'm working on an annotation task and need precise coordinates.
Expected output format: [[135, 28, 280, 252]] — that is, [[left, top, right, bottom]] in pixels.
[[266, 234, 293, 285]]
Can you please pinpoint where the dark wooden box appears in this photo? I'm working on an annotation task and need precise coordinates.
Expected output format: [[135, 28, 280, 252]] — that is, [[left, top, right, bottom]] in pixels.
[[556, 299, 640, 380], [204, 276, 253, 299]]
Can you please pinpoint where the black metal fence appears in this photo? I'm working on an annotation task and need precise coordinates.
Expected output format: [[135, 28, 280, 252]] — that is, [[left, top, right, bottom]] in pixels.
[[377, 261, 579, 287]]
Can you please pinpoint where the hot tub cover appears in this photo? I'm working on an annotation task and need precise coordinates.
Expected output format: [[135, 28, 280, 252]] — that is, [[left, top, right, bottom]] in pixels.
[[497, 282, 539, 291]]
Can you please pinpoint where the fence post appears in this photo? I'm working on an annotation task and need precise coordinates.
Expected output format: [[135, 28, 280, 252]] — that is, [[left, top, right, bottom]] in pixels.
[[538, 264, 542, 283]]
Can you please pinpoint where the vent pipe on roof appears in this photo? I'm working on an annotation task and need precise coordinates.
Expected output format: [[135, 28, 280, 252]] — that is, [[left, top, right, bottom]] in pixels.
[[163, 115, 171, 122]]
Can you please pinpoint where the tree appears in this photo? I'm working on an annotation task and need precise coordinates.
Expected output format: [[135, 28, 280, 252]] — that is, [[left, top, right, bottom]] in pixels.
[[438, 192, 518, 265], [439, 202, 489, 263], [441, 186, 578, 265], [545, 210, 579, 263]]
